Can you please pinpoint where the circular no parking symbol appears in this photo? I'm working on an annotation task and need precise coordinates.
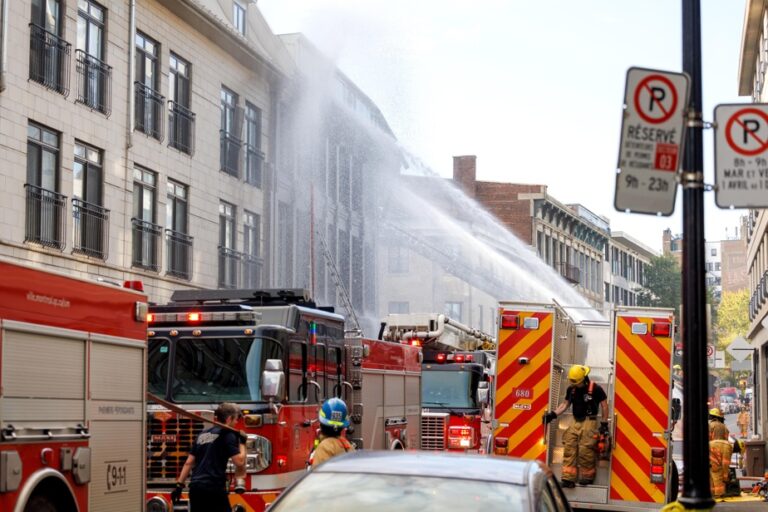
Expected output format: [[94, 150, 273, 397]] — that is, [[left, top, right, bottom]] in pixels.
[[633, 74, 678, 124], [724, 107, 768, 156]]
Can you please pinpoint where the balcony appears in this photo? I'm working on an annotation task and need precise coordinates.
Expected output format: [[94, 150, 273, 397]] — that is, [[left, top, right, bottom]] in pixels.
[[72, 199, 109, 259], [75, 49, 112, 116], [218, 246, 241, 289], [220, 131, 241, 177], [29, 24, 71, 96], [242, 254, 263, 288], [166, 229, 193, 280], [168, 101, 195, 155], [245, 144, 264, 187], [24, 184, 66, 250], [135, 82, 164, 141], [558, 262, 581, 284], [132, 218, 162, 271]]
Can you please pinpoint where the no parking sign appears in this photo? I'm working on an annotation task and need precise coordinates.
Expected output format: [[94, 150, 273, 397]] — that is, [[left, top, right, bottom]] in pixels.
[[714, 104, 768, 208], [615, 67, 690, 216]]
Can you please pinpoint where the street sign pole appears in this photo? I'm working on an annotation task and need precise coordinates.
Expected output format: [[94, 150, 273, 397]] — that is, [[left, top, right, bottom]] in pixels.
[[679, 0, 714, 508]]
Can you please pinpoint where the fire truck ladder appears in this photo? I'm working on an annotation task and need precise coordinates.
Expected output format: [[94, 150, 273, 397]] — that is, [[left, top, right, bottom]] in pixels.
[[317, 232, 362, 335]]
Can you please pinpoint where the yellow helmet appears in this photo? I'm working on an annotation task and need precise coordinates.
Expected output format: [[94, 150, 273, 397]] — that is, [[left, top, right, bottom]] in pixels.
[[673, 364, 682, 371], [709, 408, 724, 420], [568, 365, 590, 385]]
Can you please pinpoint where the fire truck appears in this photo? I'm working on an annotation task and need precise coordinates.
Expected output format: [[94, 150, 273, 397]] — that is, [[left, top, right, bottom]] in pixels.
[[381, 313, 496, 452], [491, 302, 679, 510], [0, 260, 148, 512], [144, 289, 421, 512]]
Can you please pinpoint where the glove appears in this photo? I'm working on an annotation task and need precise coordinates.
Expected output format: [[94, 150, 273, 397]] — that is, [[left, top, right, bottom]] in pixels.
[[170, 482, 184, 503], [543, 411, 557, 425], [599, 421, 609, 435], [239, 430, 248, 444]]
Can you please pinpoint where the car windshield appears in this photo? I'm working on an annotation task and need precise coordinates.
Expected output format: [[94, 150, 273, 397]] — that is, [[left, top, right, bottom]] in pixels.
[[148, 337, 283, 402], [269, 472, 529, 512], [422, 369, 476, 409]]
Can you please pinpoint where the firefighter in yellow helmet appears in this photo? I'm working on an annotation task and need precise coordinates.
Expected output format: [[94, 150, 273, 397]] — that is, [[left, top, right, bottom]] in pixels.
[[737, 406, 750, 439], [543, 365, 608, 488], [708, 407, 732, 498]]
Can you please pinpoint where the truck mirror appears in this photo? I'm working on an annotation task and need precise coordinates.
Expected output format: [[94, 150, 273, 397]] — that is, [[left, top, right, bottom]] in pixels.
[[671, 397, 681, 421], [261, 359, 285, 400], [477, 388, 490, 406], [478, 381, 489, 390]]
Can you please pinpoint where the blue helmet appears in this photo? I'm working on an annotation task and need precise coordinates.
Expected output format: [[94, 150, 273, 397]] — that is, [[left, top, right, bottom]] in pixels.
[[319, 398, 350, 429]]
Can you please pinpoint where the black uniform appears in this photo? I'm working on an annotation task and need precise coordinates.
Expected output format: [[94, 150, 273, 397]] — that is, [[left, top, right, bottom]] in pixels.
[[188, 426, 240, 512]]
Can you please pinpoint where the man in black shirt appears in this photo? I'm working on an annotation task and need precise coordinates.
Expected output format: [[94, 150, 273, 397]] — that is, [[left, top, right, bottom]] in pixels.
[[172, 403, 247, 511], [543, 365, 608, 487]]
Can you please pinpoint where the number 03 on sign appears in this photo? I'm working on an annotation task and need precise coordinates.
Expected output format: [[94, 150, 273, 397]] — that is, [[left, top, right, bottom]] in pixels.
[[615, 67, 690, 216]]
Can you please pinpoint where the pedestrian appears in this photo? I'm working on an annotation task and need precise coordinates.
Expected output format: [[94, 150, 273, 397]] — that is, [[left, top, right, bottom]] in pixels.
[[737, 406, 750, 438], [708, 407, 732, 498], [311, 397, 355, 467], [172, 403, 247, 511], [543, 365, 609, 488]]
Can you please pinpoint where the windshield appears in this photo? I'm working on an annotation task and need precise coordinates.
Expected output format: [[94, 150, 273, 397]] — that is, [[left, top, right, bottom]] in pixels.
[[149, 337, 283, 402], [270, 472, 528, 512], [422, 369, 476, 409]]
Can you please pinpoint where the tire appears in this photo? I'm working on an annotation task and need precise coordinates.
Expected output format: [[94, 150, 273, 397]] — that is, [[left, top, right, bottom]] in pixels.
[[669, 462, 680, 503], [24, 495, 58, 512]]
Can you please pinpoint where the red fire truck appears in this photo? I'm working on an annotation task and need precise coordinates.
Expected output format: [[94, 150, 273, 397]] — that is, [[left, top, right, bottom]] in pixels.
[[381, 313, 496, 452], [145, 289, 421, 512], [0, 259, 148, 512]]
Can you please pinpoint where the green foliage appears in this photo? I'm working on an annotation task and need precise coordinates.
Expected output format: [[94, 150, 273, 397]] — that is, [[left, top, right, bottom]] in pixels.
[[713, 289, 749, 350], [636, 255, 681, 316]]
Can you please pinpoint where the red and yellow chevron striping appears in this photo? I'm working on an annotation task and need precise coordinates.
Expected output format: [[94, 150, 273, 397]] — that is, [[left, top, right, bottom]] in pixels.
[[609, 315, 673, 504], [494, 310, 553, 461]]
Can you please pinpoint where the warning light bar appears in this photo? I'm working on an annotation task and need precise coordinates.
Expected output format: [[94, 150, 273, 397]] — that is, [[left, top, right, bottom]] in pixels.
[[651, 322, 672, 337], [147, 310, 260, 324], [454, 354, 465, 363], [501, 314, 519, 329]]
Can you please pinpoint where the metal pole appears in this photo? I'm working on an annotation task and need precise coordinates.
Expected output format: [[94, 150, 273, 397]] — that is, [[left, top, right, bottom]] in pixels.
[[679, 0, 714, 508]]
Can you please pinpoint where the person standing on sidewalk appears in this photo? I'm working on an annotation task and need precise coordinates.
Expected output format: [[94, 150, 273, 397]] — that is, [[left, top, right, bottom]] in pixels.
[[737, 406, 750, 438], [172, 403, 247, 511], [708, 408, 732, 498]]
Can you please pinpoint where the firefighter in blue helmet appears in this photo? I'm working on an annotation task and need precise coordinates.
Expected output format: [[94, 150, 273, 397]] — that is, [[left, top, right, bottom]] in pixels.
[[311, 398, 355, 467]]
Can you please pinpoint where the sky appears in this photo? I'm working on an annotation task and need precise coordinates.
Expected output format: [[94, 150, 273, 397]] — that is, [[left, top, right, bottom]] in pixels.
[[259, 0, 747, 252]]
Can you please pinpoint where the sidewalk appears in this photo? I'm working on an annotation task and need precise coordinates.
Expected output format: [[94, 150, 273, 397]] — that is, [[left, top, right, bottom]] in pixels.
[[714, 496, 767, 510]]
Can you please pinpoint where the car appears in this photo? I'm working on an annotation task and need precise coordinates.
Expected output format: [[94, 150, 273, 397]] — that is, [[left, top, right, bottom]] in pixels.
[[266, 451, 572, 512]]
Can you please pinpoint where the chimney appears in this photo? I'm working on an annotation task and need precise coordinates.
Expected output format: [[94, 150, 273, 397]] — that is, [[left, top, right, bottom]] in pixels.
[[453, 155, 477, 198]]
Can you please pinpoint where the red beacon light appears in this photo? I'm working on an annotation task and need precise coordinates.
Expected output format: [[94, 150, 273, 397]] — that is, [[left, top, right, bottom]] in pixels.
[[436, 353, 447, 363], [409, 339, 422, 347], [454, 354, 465, 363], [651, 322, 672, 337], [465, 354, 474, 362], [501, 314, 520, 329], [187, 312, 201, 322], [146, 313, 155, 323], [123, 280, 144, 292]]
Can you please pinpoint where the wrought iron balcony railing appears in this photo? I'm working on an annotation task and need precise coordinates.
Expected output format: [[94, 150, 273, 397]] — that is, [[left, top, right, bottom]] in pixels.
[[135, 82, 165, 140], [132, 218, 162, 271], [24, 184, 67, 250], [242, 253, 263, 288], [72, 198, 109, 259], [29, 24, 71, 96], [245, 144, 264, 187], [220, 131, 242, 177], [168, 101, 195, 155], [165, 229, 193, 280], [218, 246, 241, 289], [75, 49, 112, 116]]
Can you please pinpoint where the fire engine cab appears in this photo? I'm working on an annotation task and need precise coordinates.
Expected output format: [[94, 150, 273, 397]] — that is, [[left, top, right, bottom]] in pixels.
[[381, 313, 496, 452], [491, 301, 679, 510], [0, 260, 148, 512]]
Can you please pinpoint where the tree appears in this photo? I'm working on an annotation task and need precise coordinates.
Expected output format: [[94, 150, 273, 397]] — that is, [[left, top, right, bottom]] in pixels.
[[712, 289, 749, 350], [636, 255, 682, 315]]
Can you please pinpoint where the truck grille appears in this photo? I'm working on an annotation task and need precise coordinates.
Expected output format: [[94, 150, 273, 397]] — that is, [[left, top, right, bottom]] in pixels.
[[421, 413, 448, 450], [147, 413, 204, 482]]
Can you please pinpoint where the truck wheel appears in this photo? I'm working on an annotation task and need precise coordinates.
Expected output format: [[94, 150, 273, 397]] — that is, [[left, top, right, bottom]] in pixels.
[[669, 462, 679, 502], [24, 495, 58, 512]]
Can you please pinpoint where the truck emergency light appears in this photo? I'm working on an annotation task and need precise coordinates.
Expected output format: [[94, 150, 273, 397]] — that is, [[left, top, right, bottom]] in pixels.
[[494, 437, 508, 455], [650, 447, 666, 483], [454, 354, 465, 363], [123, 280, 144, 291], [651, 322, 672, 337], [501, 314, 519, 329], [448, 426, 474, 449], [147, 310, 259, 324], [436, 353, 447, 363]]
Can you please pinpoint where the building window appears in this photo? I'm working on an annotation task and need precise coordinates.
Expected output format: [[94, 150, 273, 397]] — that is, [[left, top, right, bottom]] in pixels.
[[220, 87, 242, 176], [168, 53, 195, 154], [245, 102, 263, 187], [387, 246, 408, 273], [25, 122, 65, 249], [134, 31, 163, 140], [711, 248, 717, 257], [445, 302, 463, 322], [243, 210, 261, 287], [72, 141, 108, 258], [132, 167, 160, 270], [233, 1, 246, 35], [219, 201, 239, 288], [75, 0, 111, 115], [388, 302, 410, 314], [29, 0, 70, 95], [166, 180, 192, 279]]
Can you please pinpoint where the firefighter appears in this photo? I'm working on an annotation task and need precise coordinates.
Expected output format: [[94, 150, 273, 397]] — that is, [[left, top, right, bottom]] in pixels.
[[543, 365, 608, 487], [737, 406, 750, 438], [311, 398, 355, 467], [172, 403, 247, 511], [708, 407, 732, 498]]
